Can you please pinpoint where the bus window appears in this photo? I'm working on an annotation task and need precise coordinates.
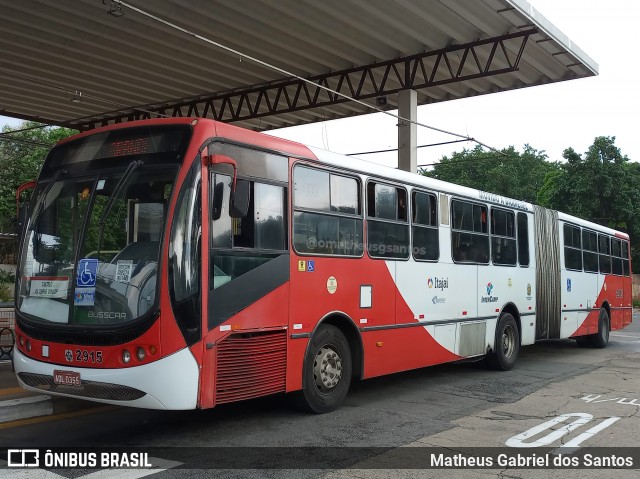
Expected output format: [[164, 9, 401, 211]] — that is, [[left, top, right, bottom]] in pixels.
[[411, 190, 438, 261], [169, 160, 201, 345], [293, 165, 363, 256], [211, 174, 287, 289], [611, 238, 623, 275], [491, 208, 516, 266], [623, 240, 630, 276], [366, 182, 409, 259], [598, 234, 611, 274], [563, 224, 582, 271], [517, 212, 529, 267], [582, 230, 598, 273], [451, 200, 488, 263]]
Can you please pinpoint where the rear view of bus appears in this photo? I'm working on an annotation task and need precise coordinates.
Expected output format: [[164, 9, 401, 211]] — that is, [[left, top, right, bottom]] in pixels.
[[14, 121, 200, 409]]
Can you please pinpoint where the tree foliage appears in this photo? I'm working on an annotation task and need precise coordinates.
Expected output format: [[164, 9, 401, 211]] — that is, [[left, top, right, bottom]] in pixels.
[[425, 145, 558, 204], [537, 136, 637, 227], [537, 136, 640, 266], [0, 122, 76, 232]]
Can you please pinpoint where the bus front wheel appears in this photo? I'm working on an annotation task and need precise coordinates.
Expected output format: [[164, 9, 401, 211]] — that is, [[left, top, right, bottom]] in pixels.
[[299, 324, 352, 414], [486, 313, 520, 371]]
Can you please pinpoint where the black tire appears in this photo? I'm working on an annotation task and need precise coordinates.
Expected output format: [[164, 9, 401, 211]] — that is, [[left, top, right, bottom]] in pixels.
[[298, 324, 352, 414], [575, 336, 590, 347], [486, 313, 520, 371], [589, 308, 610, 349]]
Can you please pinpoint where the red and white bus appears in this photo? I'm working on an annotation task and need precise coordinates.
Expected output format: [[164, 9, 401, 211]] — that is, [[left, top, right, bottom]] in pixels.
[[13, 118, 632, 413]]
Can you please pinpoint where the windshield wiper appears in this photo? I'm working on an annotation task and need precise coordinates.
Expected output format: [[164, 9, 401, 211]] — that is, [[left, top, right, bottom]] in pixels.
[[98, 160, 143, 226], [95, 160, 143, 258], [28, 169, 67, 231]]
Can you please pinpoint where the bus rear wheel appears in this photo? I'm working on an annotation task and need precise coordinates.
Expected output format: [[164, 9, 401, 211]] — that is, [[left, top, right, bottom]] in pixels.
[[589, 308, 610, 348], [486, 313, 520, 371], [299, 324, 352, 414]]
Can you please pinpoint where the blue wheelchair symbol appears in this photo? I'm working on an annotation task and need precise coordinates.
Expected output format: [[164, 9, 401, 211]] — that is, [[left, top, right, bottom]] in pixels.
[[77, 258, 98, 287]]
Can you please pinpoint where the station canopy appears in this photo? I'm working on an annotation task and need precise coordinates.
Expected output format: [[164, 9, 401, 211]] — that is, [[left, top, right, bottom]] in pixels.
[[0, 0, 597, 132]]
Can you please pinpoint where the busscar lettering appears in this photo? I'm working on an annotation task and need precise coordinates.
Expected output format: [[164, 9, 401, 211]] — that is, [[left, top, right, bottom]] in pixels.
[[88, 311, 127, 320]]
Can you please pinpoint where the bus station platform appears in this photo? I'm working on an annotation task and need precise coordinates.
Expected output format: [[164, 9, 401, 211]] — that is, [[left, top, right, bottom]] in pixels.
[[0, 358, 99, 425]]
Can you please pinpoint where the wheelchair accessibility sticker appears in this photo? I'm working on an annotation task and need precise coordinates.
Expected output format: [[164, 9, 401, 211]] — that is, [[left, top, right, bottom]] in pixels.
[[77, 258, 98, 287]]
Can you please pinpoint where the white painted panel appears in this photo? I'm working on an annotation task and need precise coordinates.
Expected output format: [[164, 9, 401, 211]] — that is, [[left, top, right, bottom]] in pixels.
[[434, 323, 457, 354]]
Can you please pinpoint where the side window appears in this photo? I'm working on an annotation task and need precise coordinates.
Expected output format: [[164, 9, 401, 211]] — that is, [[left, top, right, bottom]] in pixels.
[[212, 175, 286, 251], [169, 160, 201, 345], [367, 181, 409, 259], [451, 200, 488, 263], [598, 234, 611, 274], [491, 208, 516, 266], [563, 224, 582, 271], [611, 238, 623, 275], [412, 190, 438, 261], [582, 230, 598, 273], [517, 212, 530, 267], [293, 165, 363, 256], [623, 240, 630, 276], [210, 171, 287, 289]]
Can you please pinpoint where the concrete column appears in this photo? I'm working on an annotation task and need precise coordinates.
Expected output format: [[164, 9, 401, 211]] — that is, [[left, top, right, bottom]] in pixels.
[[398, 89, 417, 173]]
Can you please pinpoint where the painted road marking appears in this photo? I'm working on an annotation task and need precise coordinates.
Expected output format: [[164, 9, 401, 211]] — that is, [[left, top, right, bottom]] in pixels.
[[0, 457, 182, 478], [506, 413, 620, 450], [581, 394, 640, 406], [0, 387, 25, 396]]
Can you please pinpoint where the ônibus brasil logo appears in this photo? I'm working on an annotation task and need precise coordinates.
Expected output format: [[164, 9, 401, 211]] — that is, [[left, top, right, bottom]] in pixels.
[[481, 282, 498, 303], [427, 277, 449, 291]]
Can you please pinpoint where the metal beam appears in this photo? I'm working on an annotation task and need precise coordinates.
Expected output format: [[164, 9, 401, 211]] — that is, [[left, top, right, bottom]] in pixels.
[[74, 29, 537, 131]]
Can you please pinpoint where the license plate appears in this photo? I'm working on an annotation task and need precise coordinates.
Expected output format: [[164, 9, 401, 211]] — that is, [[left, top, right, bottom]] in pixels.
[[53, 370, 81, 387]]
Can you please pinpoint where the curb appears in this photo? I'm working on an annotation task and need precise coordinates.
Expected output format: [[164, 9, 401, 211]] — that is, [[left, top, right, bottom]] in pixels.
[[0, 395, 53, 422]]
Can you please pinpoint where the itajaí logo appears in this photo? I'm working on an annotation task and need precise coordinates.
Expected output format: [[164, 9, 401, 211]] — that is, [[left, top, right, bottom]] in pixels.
[[427, 277, 449, 291], [482, 282, 498, 303]]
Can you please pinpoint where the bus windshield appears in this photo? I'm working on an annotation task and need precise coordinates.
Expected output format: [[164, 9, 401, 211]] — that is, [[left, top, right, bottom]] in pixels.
[[17, 125, 190, 326]]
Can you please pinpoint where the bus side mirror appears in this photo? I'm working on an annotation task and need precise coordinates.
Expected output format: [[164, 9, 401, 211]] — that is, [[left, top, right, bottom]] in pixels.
[[230, 179, 250, 218], [16, 202, 30, 239], [206, 154, 249, 219], [16, 180, 36, 240]]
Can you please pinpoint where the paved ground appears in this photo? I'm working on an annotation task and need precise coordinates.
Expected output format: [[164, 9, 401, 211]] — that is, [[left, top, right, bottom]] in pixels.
[[0, 317, 639, 478]]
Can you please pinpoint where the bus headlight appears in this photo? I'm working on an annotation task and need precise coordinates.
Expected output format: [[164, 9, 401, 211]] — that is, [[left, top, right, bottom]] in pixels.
[[136, 347, 145, 361], [122, 349, 131, 364]]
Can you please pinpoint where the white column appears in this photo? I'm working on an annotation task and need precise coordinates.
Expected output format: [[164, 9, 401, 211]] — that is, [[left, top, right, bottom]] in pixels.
[[398, 89, 417, 173]]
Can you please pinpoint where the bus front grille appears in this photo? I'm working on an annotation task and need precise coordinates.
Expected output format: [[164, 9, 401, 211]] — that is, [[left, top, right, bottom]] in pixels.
[[215, 329, 287, 405], [18, 373, 146, 401]]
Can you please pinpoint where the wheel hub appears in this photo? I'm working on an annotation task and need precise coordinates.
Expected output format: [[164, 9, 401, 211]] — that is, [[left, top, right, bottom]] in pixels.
[[502, 325, 516, 358], [313, 345, 343, 393]]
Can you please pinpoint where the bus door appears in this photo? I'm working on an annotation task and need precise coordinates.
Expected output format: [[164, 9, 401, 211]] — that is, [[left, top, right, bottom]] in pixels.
[[201, 144, 290, 407]]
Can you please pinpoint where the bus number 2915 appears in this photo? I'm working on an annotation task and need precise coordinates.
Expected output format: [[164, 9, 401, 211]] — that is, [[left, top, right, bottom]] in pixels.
[[75, 349, 103, 363]]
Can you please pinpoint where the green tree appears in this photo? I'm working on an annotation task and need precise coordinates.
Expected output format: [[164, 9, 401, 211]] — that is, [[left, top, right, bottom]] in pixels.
[[538, 136, 640, 269], [425, 145, 558, 204], [537, 136, 637, 228], [0, 121, 76, 232]]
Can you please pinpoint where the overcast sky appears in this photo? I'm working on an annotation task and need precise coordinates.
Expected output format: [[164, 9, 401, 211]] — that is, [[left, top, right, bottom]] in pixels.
[[1, 0, 637, 169]]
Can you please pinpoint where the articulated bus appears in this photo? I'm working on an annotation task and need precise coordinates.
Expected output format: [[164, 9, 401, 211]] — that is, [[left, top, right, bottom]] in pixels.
[[13, 118, 632, 413]]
